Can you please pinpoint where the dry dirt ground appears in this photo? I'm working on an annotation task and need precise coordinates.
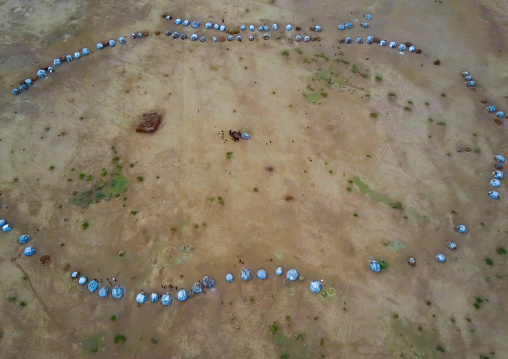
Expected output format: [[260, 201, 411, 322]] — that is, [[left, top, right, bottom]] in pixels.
[[1, 0, 508, 358]]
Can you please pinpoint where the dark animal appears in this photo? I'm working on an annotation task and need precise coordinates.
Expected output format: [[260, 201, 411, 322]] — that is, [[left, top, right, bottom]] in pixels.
[[229, 130, 242, 142]]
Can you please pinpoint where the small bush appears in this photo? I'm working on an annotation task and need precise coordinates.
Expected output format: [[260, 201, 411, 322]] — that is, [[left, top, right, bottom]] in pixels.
[[375, 75, 383, 82], [113, 334, 127, 343], [485, 258, 493, 266], [370, 113, 378, 118]]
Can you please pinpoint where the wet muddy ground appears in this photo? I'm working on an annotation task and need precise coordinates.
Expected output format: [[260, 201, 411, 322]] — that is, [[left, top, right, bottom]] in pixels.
[[1, 0, 508, 358]]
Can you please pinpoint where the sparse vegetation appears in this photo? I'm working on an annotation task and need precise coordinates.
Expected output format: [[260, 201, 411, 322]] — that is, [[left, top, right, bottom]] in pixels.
[[269, 322, 280, 334], [136, 176, 143, 182], [225, 152, 233, 159], [375, 75, 383, 82], [253, 187, 259, 192], [441, 93, 446, 98], [113, 334, 127, 343], [370, 113, 378, 118], [295, 333, 305, 341], [390, 202, 403, 210], [151, 337, 158, 344], [403, 106, 411, 111], [485, 258, 493, 266], [282, 50, 289, 57], [388, 92, 396, 100], [436, 345, 445, 353], [49, 165, 55, 170], [111, 315, 117, 321], [82, 222, 89, 230], [496, 246, 506, 255]]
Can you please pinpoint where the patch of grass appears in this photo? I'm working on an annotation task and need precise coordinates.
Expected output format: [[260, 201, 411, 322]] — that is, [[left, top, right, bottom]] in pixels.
[[426, 301, 432, 306], [375, 75, 383, 82], [346, 187, 352, 192], [407, 100, 414, 105], [485, 258, 493, 266], [451, 210, 457, 214], [352, 64, 360, 74], [218, 196, 224, 205], [390, 202, 403, 210], [348, 180, 353, 183], [496, 246, 506, 255], [436, 121, 446, 126], [425, 101, 430, 106], [295, 48, 302, 55], [151, 337, 158, 344], [253, 187, 259, 192], [101, 169, 107, 176], [320, 91, 328, 98], [130, 210, 137, 215], [388, 92, 396, 100], [441, 93, 446, 98], [49, 165, 55, 170], [136, 176, 143, 182], [295, 333, 305, 341], [82, 222, 89, 230], [465, 317, 471, 322], [269, 322, 280, 334], [112, 156, 120, 163], [111, 315, 117, 321], [370, 113, 378, 118], [353, 213, 358, 217], [282, 50, 289, 57], [19, 301, 26, 307], [79, 173, 85, 179], [8, 295, 17, 302], [85, 333, 104, 353], [194, 224, 199, 228], [129, 163, 135, 168], [113, 334, 127, 343], [303, 57, 311, 64], [314, 53, 329, 61], [403, 106, 411, 111], [86, 174, 92, 181], [436, 345, 445, 353], [225, 152, 233, 159]]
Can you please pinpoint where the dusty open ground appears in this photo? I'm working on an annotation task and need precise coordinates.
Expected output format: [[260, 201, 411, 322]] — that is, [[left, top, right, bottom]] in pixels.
[[1, 0, 508, 358]]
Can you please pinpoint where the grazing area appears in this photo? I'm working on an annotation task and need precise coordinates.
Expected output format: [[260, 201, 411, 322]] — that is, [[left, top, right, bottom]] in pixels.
[[0, 0, 507, 358]]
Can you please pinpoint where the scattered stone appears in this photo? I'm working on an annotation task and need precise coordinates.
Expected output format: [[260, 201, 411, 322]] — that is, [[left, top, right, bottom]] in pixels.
[[311, 36, 321, 41], [382, 239, 389, 246], [136, 112, 162, 133], [226, 28, 240, 34], [266, 165, 274, 172], [433, 60, 440, 65], [481, 99, 488, 104], [284, 195, 294, 201], [407, 257, 416, 266]]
